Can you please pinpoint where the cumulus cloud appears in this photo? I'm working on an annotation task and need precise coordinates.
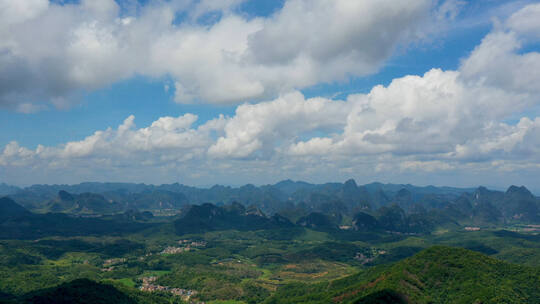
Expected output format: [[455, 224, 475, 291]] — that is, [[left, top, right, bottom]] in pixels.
[[1, 2, 540, 187], [286, 4, 540, 162], [506, 2, 540, 38], [208, 91, 350, 158], [0, 0, 439, 110], [245, 0, 429, 72], [0, 0, 137, 109], [58, 113, 226, 160]]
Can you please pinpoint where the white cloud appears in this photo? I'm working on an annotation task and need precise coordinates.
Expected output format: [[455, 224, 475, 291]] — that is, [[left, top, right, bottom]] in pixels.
[[0, 0, 48, 27], [0, 0, 437, 110], [0, 142, 34, 166], [59, 113, 224, 159], [452, 117, 540, 161], [460, 31, 540, 95], [208, 91, 350, 158], [15, 102, 47, 114], [399, 160, 454, 172], [246, 0, 429, 68], [506, 3, 540, 38]]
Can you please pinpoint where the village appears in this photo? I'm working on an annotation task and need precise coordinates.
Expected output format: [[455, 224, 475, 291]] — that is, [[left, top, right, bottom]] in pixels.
[[160, 239, 207, 255], [97, 239, 208, 302], [101, 258, 127, 272], [100, 239, 207, 271], [139, 276, 201, 303], [354, 248, 387, 265]]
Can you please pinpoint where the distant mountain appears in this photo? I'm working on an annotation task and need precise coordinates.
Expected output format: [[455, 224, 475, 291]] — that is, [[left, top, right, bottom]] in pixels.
[[296, 212, 338, 230], [43, 191, 124, 215], [0, 197, 31, 221], [267, 246, 540, 303], [352, 204, 434, 233], [8, 179, 477, 210], [503, 185, 540, 222], [271, 179, 316, 196], [0, 197, 153, 239], [0, 183, 20, 196], [178, 202, 433, 234], [450, 185, 540, 225], [4, 180, 539, 226], [109, 209, 154, 222], [364, 182, 476, 197], [106, 190, 189, 211], [174, 202, 294, 235], [392, 188, 413, 211], [352, 212, 379, 231], [375, 204, 408, 232], [0, 211, 153, 239]]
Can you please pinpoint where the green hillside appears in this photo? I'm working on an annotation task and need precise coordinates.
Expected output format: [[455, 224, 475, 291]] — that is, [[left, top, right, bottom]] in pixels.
[[266, 246, 540, 304], [1, 278, 184, 304]]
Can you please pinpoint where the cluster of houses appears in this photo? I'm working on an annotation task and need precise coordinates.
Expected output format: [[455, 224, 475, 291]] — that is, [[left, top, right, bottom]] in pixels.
[[101, 258, 127, 272], [161, 246, 191, 254], [354, 252, 375, 265], [160, 239, 207, 255], [103, 258, 126, 266], [354, 249, 386, 265], [523, 225, 540, 232], [178, 239, 207, 247], [139, 276, 199, 302]]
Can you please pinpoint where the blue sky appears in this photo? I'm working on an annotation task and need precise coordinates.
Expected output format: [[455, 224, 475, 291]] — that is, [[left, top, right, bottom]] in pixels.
[[1, 0, 540, 192]]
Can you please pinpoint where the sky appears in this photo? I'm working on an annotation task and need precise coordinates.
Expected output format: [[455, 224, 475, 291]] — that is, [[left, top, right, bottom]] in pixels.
[[1, 0, 540, 192]]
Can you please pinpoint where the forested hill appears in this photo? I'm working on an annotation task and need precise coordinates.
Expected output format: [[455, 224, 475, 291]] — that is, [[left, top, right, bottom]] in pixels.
[[1, 278, 178, 304], [265, 246, 540, 304]]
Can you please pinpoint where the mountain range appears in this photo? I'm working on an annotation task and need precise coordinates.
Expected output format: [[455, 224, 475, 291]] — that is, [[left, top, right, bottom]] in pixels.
[[1, 180, 539, 239]]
